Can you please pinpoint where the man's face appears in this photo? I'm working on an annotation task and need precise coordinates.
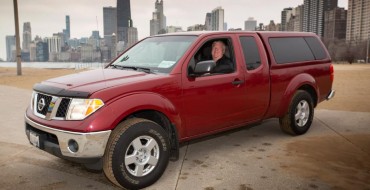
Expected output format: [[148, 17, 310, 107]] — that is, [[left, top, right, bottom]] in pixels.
[[212, 42, 223, 62]]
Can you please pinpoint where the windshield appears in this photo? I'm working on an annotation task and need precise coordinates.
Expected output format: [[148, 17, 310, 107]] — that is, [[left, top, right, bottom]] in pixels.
[[109, 36, 197, 74]]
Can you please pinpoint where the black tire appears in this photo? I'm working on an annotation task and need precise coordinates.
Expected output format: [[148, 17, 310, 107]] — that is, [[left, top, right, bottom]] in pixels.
[[103, 118, 170, 189], [279, 90, 314, 135]]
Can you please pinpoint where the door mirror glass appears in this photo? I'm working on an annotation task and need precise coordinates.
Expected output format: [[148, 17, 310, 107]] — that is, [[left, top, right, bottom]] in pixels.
[[190, 60, 215, 77]]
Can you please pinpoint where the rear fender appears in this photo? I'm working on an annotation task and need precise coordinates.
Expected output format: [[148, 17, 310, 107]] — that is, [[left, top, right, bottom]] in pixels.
[[277, 73, 318, 117]]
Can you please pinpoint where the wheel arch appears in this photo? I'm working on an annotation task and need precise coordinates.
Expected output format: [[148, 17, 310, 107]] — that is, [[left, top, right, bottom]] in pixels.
[[107, 93, 181, 160], [277, 73, 319, 117]]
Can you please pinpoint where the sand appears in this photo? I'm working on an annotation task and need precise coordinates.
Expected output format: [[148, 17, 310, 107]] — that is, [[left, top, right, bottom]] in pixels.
[[1, 64, 370, 112]]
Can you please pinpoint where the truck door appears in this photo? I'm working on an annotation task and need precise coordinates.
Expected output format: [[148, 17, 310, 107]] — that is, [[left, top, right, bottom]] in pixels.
[[181, 35, 247, 137], [237, 34, 270, 121]]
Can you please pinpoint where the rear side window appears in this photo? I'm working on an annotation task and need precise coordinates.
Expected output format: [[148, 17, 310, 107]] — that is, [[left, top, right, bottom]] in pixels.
[[269, 37, 315, 64], [304, 37, 327, 60], [239, 36, 261, 70]]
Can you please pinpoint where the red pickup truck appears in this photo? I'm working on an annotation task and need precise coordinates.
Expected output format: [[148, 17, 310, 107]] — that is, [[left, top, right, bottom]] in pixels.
[[25, 31, 334, 189]]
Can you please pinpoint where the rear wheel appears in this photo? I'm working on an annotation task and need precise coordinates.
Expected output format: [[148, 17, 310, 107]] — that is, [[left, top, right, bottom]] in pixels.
[[279, 90, 314, 135], [103, 118, 170, 189]]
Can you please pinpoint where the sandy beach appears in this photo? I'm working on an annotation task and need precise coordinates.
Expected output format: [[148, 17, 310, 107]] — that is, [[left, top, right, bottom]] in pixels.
[[1, 63, 370, 112]]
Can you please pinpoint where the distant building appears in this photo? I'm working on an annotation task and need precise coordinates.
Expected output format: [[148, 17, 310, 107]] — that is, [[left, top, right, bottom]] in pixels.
[[286, 5, 304, 32], [117, 0, 131, 43], [265, 20, 277, 31], [204, 13, 212, 31], [47, 36, 62, 53], [303, 0, 337, 36], [36, 41, 49, 62], [211, 7, 224, 31], [29, 43, 36, 61], [127, 27, 138, 48], [281, 8, 293, 31], [6, 35, 16, 61], [167, 26, 183, 33], [346, 0, 370, 44], [150, 0, 167, 35], [103, 7, 117, 37], [324, 7, 347, 40], [22, 22, 32, 51], [187, 24, 206, 31], [244, 17, 257, 31], [64, 15, 70, 40], [21, 51, 30, 62]]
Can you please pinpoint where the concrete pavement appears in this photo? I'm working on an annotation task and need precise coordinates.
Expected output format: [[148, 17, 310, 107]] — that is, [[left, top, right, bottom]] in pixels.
[[0, 85, 369, 190]]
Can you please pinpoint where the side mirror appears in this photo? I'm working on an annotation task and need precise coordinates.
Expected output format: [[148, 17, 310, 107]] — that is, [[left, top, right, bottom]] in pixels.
[[191, 60, 215, 76]]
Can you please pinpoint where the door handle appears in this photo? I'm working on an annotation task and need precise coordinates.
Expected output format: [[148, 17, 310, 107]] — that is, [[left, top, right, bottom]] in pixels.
[[232, 80, 244, 85]]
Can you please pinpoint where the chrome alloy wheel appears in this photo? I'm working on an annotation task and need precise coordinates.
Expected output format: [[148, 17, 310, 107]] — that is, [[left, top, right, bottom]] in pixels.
[[125, 135, 160, 177], [295, 100, 310, 127]]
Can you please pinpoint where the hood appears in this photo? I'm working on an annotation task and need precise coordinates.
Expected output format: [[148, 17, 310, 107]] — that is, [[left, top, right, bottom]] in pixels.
[[37, 68, 162, 96]]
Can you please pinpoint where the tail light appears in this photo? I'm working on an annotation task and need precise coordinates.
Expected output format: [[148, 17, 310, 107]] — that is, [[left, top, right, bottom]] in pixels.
[[329, 64, 334, 84]]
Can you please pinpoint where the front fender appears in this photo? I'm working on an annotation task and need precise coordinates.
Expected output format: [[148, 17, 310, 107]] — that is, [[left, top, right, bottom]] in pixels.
[[276, 73, 318, 116], [107, 92, 183, 137]]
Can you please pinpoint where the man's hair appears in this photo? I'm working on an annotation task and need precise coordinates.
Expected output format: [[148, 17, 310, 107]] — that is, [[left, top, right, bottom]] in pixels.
[[212, 40, 226, 53]]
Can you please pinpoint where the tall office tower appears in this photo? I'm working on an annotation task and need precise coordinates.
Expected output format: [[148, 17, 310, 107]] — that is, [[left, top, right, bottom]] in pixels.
[[211, 7, 224, 31], [6, 35, 16, 61], [244, 17, 257, 31], [324, 7, 347, 40], [303, 0, 337, 36], [281, 8, 293, 31], [294, 5, 304, 32], [117, 0, 131, 43], [103, 7, 117, 37], [127, 27, 138, 47], [150, 0, 167, 35], [286, 5, 304, 32], [205, 13, 212, 31], [22, 22, 32, 51], [65, 15, 70, 40], [346, 0, 370, 44]]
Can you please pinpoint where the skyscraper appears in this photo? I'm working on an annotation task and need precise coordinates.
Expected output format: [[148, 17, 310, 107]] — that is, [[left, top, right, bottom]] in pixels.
[[303, 0, 337, 36], [211, 7, 224, 31], [281, 8, 293, 31], [103, 7, 117, 37], [324, 7, 347, 40], [204, 13, 212, 31], [346, 0, 370, 44], [150, 0, 167, 35], [65, 15, 70, 40], [117, 0, 131, 43], [244, 17, 257, 31], [22, 22, 32, 51], [6, 35, 16, 61]]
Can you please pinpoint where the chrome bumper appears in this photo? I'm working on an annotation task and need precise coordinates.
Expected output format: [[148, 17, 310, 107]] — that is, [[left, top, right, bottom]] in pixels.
[[25, 114, 111, 158], [326, 90, 335, 100]]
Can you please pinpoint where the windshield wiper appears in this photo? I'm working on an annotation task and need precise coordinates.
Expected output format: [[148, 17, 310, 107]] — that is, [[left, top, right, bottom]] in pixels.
[[110, 65, 153, 74]]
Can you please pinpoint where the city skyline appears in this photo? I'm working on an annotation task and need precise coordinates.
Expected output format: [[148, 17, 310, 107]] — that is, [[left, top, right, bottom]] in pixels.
[[0, 0, 348, 60]]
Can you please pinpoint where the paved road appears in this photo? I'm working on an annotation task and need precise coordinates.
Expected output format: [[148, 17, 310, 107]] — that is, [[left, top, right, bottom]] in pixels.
[[0, 85, 369, 190]]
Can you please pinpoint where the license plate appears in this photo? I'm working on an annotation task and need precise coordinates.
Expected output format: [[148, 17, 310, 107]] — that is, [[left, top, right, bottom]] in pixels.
[[29, 131, 40, 148]]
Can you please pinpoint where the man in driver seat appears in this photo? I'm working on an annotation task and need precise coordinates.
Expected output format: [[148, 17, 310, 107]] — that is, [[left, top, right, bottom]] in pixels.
[[211, 40, 234, 74]]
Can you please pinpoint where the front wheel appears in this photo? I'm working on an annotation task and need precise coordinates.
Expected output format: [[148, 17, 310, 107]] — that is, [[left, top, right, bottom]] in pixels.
[[103, 118, 170, 189], [279, 90, 314, 135]]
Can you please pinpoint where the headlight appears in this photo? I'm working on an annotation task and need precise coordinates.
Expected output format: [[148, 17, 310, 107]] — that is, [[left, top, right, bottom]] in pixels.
[[66, 98, 104, 120]]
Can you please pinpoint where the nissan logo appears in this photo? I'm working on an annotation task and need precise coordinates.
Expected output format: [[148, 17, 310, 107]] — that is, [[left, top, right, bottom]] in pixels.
[[37, 98, 46, 111]]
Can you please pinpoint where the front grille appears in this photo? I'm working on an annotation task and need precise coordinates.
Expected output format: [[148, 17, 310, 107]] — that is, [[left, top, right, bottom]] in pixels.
[[34, 93, 71, 120], [56, 98, 71, 118], [36, 93, 52, 116]]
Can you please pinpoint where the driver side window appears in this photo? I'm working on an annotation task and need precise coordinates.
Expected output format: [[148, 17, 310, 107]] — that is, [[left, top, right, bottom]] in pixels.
[[188, 38, 235, 76]]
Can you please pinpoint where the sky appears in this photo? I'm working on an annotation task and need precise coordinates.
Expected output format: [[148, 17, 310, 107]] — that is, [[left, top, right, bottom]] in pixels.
[[0, 0, 347, 61]]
